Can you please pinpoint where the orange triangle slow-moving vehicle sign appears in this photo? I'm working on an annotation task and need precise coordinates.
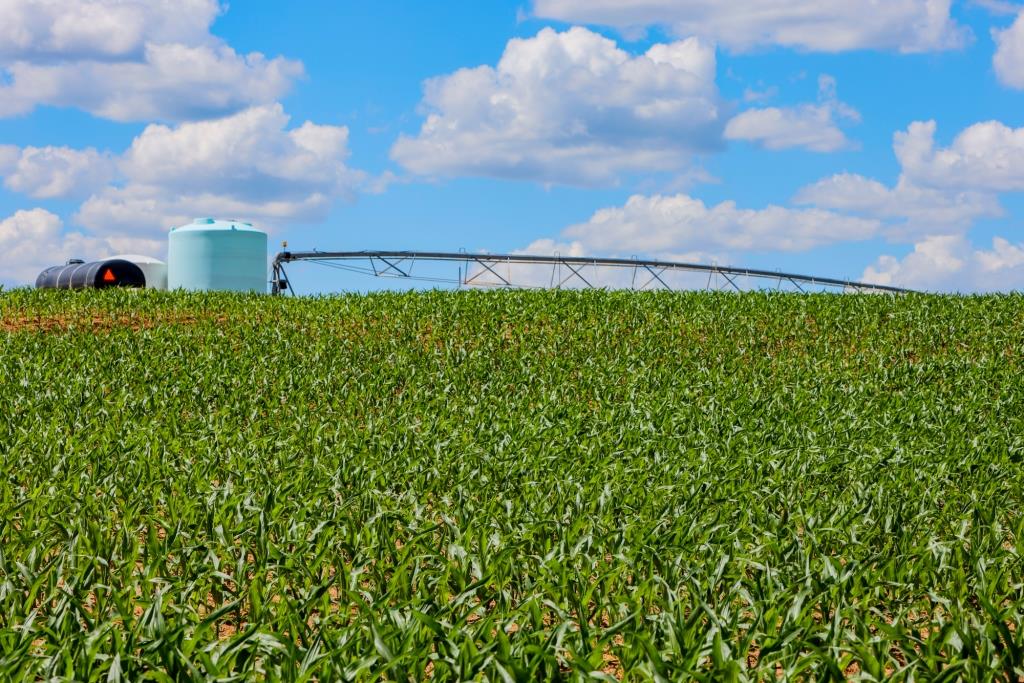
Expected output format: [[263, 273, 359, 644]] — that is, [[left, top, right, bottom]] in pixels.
[[102, 268, 117, 283]]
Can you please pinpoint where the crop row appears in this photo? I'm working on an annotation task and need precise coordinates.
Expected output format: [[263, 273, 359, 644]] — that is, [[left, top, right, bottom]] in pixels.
[[1, 289, 1022, 681]]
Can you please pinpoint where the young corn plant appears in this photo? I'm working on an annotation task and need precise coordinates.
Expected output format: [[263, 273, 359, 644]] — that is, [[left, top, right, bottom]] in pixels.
[[0, 288, 1022, 681]]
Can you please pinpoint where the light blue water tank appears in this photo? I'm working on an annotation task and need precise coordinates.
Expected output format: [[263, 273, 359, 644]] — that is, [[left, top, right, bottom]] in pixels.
[[167, 218, 268, 292]]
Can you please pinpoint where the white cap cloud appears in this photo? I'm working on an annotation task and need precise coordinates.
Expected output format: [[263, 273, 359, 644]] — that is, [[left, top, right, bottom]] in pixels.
[[0, 0, 302, 122], [531, 0, 968, 53], [391, 27, 722, 186]]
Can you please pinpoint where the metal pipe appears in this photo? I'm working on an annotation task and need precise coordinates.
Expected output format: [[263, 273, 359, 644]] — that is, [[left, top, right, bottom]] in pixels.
[[271, 250, 913, 295]]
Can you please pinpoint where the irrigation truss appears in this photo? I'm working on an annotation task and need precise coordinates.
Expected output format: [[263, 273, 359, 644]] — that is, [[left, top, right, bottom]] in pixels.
[[270, 250, 911, 295]]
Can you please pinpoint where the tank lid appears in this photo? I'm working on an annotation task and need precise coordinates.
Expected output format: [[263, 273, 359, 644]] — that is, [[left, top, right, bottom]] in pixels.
[[170, 218, 265, 234]]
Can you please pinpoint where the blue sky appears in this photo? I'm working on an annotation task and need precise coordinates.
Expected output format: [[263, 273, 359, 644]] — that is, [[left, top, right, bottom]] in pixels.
[[2, 0, 1024, 291]]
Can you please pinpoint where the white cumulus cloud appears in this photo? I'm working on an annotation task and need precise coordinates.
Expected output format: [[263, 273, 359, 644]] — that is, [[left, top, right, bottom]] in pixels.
[[795, 173, 1002, 239], [0, 209, 65, 283], [121, 104, 361, 202], [896, 119, 1024, 191], [531, 0, 968, 53], [793, 118, 1024, 241], [0, 208, 162, 285], [0, 145, 116, 199], [465, 236, 725, 290], [552, 193, 880, 256], [725, 75, 860, 152], [0, 0, 303, 122], [391, 27, 722, 186], [726, 106, 851, 152], [0, 105, 368, 238], [863, 235, 1024, 291], [993, 12, 1024, 88], [492, 193, 881, 291], [74, 104, 366, 234], [0, 0, 220, 60]]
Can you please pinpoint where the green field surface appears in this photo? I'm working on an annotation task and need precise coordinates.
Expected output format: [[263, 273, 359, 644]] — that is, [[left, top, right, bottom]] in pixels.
[[1, 289, 1023, 681]]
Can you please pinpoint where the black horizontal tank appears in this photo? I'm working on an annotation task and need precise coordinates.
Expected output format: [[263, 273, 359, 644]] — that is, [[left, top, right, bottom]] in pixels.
[[36, 259, 147, 290]]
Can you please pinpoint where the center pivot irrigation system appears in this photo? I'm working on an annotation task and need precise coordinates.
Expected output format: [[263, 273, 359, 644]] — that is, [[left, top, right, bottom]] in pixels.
[[270, 250, 911, 295]]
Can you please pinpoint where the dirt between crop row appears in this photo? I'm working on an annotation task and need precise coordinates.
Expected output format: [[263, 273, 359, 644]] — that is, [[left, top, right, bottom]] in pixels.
[[0, 313, 230, 333]]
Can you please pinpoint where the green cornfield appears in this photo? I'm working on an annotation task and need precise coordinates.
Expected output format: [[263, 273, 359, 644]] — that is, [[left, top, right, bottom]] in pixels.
[[1, 289, 1023, 681]]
